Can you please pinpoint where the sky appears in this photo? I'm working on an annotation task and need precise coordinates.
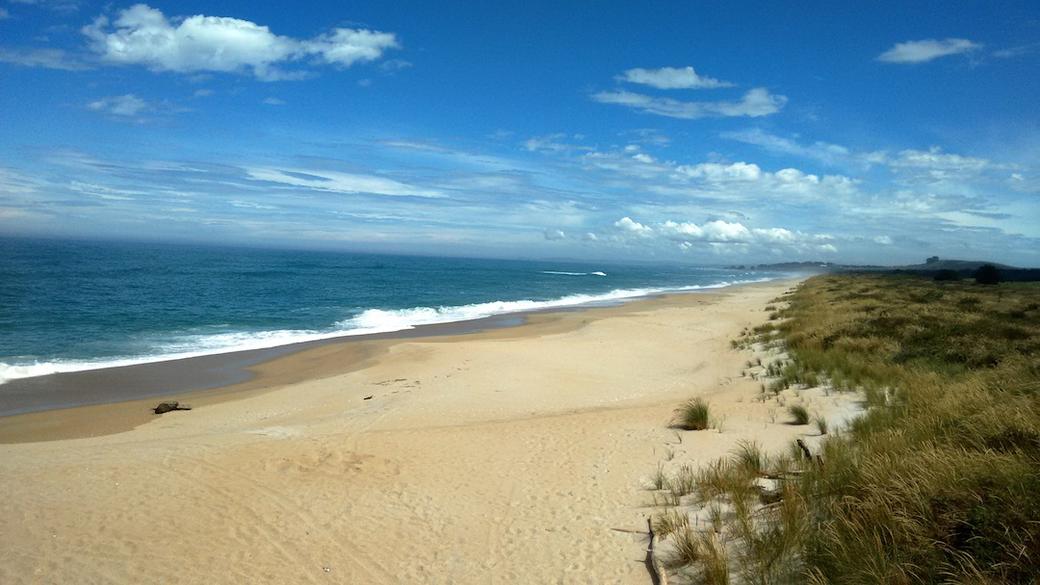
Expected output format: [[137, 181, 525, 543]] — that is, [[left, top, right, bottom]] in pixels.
[[0, 1, 1038, 266]]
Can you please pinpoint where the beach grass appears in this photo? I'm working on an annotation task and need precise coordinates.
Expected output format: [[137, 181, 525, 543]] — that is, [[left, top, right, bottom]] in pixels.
[[787, 404, 809, 425], [673, 397, 711, 430], [813, 415, 828, 435], [667, 273, 1040, 582]]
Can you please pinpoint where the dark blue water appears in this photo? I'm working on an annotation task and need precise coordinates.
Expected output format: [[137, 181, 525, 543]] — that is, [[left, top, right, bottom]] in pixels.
[[0, 238, 779, 381]]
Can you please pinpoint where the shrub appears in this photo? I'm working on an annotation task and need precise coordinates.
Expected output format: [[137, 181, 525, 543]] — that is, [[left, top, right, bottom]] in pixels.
[[975, 264, 1001, 285], [673, 398, 710, 430], [933, 269, 961, 281]]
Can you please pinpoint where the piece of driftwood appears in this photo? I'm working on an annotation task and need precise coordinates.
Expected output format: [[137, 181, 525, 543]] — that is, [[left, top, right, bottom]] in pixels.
[[763, 470, 806, 480], [645, 518, 669, 585], [153, 401, 191, 415], [796, 439, 812, 461], [363, 395, 373, 400]]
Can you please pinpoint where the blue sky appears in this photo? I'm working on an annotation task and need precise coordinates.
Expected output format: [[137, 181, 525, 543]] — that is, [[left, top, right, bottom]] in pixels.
[[1, 1, 1038, 265]]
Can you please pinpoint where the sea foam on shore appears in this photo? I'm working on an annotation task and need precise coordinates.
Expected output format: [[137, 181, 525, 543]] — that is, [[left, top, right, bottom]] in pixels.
[[0, 278, 771, 384]]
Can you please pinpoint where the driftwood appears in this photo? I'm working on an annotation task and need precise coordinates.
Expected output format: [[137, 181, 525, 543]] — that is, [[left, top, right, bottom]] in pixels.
[[153, 401, 191, 415], [796, 439, 812, 461], [645, 518, 669, 585]]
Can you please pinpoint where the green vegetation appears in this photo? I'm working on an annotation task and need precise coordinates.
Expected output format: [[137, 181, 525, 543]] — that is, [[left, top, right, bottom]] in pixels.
[[787, 404, 809, 425], [974, 263, 1002, 285], [813, 415, 828, 436], [659, 274, 1040, 583], [673, 397, 711, 430]]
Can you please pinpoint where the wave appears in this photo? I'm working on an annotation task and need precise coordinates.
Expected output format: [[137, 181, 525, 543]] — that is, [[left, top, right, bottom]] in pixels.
[[542, 270, 607, 276], [0, 277, 772, 384]]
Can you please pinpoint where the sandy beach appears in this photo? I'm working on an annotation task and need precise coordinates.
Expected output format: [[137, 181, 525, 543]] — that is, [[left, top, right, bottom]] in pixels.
[[0, 279, 855, 584]]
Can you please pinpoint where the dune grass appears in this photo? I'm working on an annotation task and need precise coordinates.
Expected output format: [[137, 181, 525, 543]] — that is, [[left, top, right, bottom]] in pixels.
[[665, 273, 1040, 583], [787, 404, 810, 425], [813, 416, 828, 435], [673, 397, 711, 430]]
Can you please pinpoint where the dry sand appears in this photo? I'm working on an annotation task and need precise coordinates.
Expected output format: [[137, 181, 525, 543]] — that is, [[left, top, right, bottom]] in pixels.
[[0, 279, 857, 584]]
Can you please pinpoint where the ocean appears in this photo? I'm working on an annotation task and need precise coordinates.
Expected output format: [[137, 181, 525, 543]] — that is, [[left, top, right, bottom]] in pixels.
[[0, 238, 781, 384]]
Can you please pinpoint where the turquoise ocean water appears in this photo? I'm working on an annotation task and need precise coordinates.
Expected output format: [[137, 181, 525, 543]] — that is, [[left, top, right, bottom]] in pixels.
[[0, 238, 782, 383]]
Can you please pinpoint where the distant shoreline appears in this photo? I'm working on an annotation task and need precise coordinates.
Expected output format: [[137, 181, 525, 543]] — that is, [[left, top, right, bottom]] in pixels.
[[0, 279, 791, 426]]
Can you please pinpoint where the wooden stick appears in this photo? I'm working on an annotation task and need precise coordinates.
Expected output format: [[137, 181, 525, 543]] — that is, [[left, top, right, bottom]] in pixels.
[[645, 518, 669, 585]]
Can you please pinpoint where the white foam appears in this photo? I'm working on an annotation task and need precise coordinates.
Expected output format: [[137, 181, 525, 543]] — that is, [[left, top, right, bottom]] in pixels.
[[541, 270, 607, 276], [0, 277, 771, 384]]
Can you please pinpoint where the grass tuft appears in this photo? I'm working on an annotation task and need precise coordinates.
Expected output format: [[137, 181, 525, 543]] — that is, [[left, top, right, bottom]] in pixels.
[[814, 415, 828, 435], [788, 404, 810, 425], [668, 527, 701, 568], [672, 398, 710, 430], [652, 508, 689, 540]]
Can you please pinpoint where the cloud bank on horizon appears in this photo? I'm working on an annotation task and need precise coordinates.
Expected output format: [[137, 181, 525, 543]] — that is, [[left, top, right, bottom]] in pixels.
[[0, 1, 1037, 266]]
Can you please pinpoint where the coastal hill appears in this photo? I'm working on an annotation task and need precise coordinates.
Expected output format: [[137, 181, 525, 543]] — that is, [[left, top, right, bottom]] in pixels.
[[732, 257, 1040, 281]]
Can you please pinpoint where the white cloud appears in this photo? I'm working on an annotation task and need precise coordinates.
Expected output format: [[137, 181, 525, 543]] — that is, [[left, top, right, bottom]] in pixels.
[[877, 38, 981, 64], [874, 235, 893, 245], [305, 28, 399, 67], [87, 94, 149, 117], [591, 88, 786, 119], [676, 161, 763, 182], [246, 167, 443, 198], [82, 4, 399, 80], [0, 8, 9, 19], [9, 0, 80, 13], [262, 97, 286, 105], [618, 66, 733, 89], [889, 147, 990, 173], [623, 216, 836, 251], [0, 47, 91, 70], [543, 228, 565, 240], [721, 128, 885, 169], [523, 133, 593, 153], [753, 227, 796, 243], [614, 216, 653, 235], [579, 145, 861, 204]]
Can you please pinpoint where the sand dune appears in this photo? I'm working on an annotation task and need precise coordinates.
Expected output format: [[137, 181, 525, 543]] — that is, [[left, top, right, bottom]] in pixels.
[[0, 280, 855, 584]]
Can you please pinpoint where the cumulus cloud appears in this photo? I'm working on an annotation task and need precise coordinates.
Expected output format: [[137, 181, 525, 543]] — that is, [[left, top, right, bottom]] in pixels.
[[617, 66, 733, 89], [615, 216, 837, 252], [577, 146, 862, 204], [591, 88, 786, 119], [877, 38, 981, 64], [543, 228, 565, 240], [614, 216, 652, 235], [262, 97, 286, 106], [82, 4, 399, 80], [87, 94, 150, 117], [676, 161, 763, 182], [659, 219, 751, 242]]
